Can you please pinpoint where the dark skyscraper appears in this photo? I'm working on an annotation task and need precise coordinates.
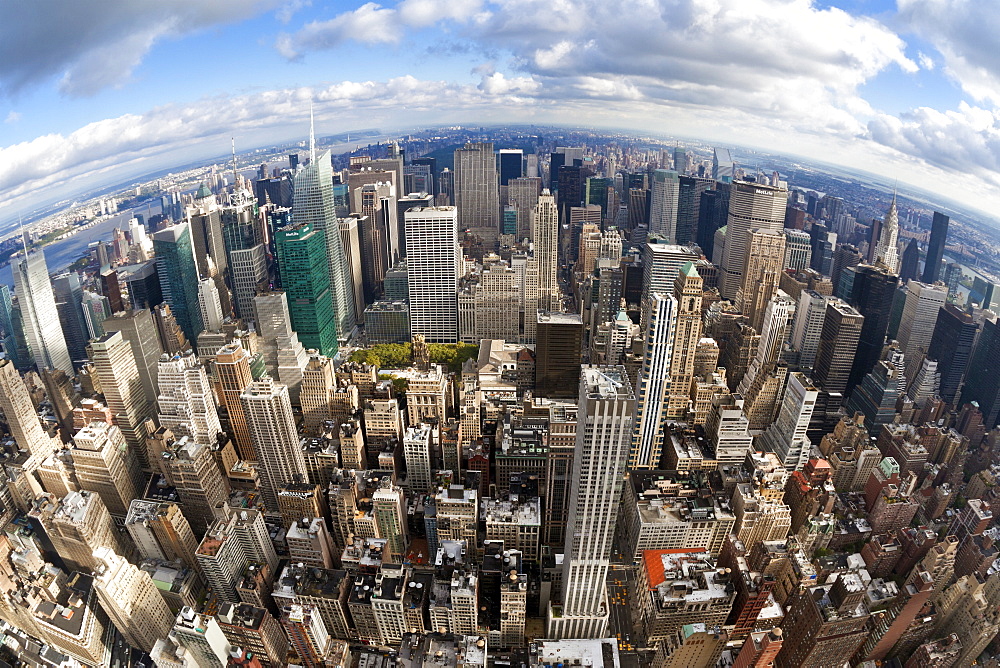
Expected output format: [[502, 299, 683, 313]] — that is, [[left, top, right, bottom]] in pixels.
[[676, 175, 712, 246], [813, 300, 864, 396], [549, 151, 566, 191], [534, 312, 584, 399], [962, 317, 1000, 428], [922, 211, 949, 284], [899, 238, 920, 282], [848, 264, 900, 392], [498, 149, 522, 186], [152, 224, 204, 344], [696, 184, 730, 260], [928, 304, 979, 405], [275, 222, 339, 356]]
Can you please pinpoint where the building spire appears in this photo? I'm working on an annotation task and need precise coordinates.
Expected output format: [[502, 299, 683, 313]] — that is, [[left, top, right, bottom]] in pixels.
[[309, 101, 316, 166], [231, 137, 238, 190]]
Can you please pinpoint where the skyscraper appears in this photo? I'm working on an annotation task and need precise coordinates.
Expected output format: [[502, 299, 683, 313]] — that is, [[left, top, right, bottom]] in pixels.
[[630, 292, 677, 470], [152, 223, 204, 345], [848, 264, 900, 391], [51, 273, 88, 367], [737, 229, 786, 332], [0, 358, 56, 459], [12, 249, 73, 375], [498, 148, 523, 185], [294, 149, 356, 340], [719, 181, 788, 300], [71, 422, 141, 517], [240, 378, 308, 511], [103, 309, 163, 407], [214, 342, 254, 460], [676, 176, 712, 246], [221, 197, 268, 323], [533, 191, 560, 312], [275, 222, 338, 356], [404, 207, 460, 342], [927, 304, 979, 405], [813, 300, 864, 396], [454, 142, 499, 240], [896, 280, 947, 384], [923, 211, 949, 284], [88, 331, 155, 471], [760, 372, 819, 470], [873, 195, 900, 273], [156, 350, 222, 446], [535, 312, 584, 399], [961, 315, 1000, 428], [666, 263, 704, 419], [649, 169, 680, 241], [92, 547, 175, 654], [548, 366, 635, 639]]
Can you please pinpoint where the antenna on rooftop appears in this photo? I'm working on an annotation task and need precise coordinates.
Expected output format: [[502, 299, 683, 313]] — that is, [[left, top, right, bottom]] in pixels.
[[231, 137, 238, 190], [309, 101, 317, 166]]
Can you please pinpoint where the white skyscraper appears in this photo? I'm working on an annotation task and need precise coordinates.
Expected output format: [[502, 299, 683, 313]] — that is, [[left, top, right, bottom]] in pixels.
[[874, 195, 900, 273], [405, 206, 460, 342], [12, 249, 73, 375], [759, 372, 818, 470], [240, 378, 308, 511], [0, 359, 57, 459], [548, 366, 636, 639], [649, 169, 680, 241], [897, 279, 948, 384], [156, 350, 222, 446], [197, 277, 224, 332], [92, 546, 175, 654], [533, 191, 560, 312], [719, 181, 788, 300], [790, 290, 833, 370], [629, 293, 677, 470], [294, 148, 356, 340]]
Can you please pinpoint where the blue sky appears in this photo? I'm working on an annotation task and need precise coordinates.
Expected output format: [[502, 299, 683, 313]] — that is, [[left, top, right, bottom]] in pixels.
[[2, 0, 1000, 225]]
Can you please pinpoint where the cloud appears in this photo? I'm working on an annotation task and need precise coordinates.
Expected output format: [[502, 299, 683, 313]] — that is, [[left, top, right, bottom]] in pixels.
[[0, 0, 290, 97], [276, 0, 485, 58], [899, 0, 1000, 103], [0, 76, 549, 221], [4, 111, 20, 124], [281, 0, 915, 140], [868, 102, 1000, 186], [917, 51, 935, 70]]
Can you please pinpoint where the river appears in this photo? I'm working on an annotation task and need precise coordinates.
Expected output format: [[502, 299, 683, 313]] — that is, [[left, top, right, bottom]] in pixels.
[[0, 204, 161, 287]]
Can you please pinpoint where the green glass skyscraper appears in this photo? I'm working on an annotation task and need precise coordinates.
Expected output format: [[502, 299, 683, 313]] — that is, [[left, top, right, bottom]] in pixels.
[[152, 223, 203, 344], [275, 222, 338, 356], [293, 149, 355, 340]]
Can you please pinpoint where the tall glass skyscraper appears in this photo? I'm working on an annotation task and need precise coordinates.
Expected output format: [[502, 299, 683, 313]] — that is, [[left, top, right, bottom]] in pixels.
[[152, 224, 204, 345], [12, 249, 73, 375], [275, 222, 338, 356], [293, 149, 355, 340]]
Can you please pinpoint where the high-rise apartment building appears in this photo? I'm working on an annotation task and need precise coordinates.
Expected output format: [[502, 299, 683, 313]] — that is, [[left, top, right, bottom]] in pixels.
[[42, 490, 129, 573], [630, 292, 677, 469], [0, 358, 56, 459], [71, 421, 140, 517], [760, 372, 819, 470], [125, 499, 200, 569], [241, 378, 308, 511], [372, 478, 409, 563], [719, 182, 788, 300], [454, 142, 500, 240], [12, 249, 73, 374], [93, 546, 175, 653], [294, 149, 355, 339], [548, 366, 635, 639], [159, 432, 230, 537], [275, 222, 338, 356], [216, 603, 289, 667], [405, 207, 460, 342], [157, 350, 222, 446], [171, 608, 234, 668], [153, 223, 204, 344], [88, 330, 155, 470]]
